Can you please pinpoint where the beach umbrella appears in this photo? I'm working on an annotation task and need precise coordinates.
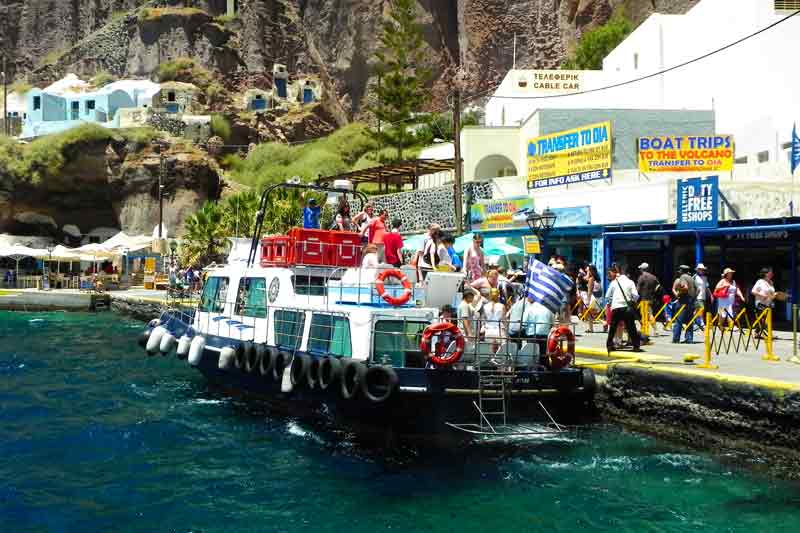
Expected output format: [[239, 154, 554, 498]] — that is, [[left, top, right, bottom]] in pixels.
[[0, 244, 49, 287], [482, 237, 522, 256], [453, 233, 474, 254]]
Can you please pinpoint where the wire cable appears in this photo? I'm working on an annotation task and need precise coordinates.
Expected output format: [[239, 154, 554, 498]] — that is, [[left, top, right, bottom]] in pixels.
[[461, 8, 800, 104]]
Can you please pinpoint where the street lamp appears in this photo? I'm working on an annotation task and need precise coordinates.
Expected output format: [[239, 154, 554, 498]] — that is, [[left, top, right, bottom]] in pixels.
[[526, 207, 558, 259], [169, 239, 178, 267]]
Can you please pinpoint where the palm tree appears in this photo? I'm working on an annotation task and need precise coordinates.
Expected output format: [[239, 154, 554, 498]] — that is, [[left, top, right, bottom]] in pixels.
[[222, 190, 260, 238], [182, 201, 226, 266]]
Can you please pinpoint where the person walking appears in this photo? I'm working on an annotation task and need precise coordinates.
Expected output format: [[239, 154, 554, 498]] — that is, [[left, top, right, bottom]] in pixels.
[[584, 264, 603, 333], [605, 264, 641, 354], [752, 267, 777, 313], [382, 218, 404, 267], [671, 265, 696, 343], [693, 263, 711, 330], [714, 268, 744, 328], [368, 209, 389, 261], [636, 262, 659, 329]]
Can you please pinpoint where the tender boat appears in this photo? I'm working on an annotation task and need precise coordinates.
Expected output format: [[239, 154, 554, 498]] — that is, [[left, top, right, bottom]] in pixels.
[[137, 182, 596, 439]]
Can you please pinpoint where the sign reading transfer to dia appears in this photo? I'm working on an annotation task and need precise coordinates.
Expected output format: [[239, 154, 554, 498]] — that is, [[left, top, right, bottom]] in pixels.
[[638, 135, 734, 172], [527, 121, 612, 189]]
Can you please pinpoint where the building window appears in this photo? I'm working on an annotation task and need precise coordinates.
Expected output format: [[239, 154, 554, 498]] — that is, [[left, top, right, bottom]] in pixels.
[[274, 310, 306, 350], [234, 277, 267, 318], [168, 91, 176, 102], [734, 156, 748, 164], [757, 151, 770, 163], [633, 53, 639, 70], [372, 320, 428, 367], [308, 314, 351, 357], [86, 100, 95, 114], [33, 96, 41, 110], [200, 276, 229, 313], [775, 1, 800, 11]]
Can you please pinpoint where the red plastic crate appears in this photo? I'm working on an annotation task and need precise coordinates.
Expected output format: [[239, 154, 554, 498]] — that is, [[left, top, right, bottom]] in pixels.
[[260, 236, 293, 267], [327, 231, 362, 267], [289, 228, 330, 266]]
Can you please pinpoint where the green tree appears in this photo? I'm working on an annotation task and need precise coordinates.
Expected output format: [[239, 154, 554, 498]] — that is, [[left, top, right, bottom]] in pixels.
[[181, 201, 227, 266], [562, 11, 632, 70], [369, 0, 431, 162], [414, 111, 480, 145], [222, 190, 259, 238]]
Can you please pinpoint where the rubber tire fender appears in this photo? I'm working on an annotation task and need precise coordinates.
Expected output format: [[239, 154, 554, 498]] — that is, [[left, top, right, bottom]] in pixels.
[[159, 332, 176, 356], [235, 342, 249, 370], [273, 350, 290, 381], [146, 326, 167, 356], [188, 336, 206, 366], [307, 358, 321, 389], [318, 357, 342, 391], [245, 342, 260, 374], [290, 354, 311, 388], [361, 366, 399, 403], [138, 328, 153, 349], [340, 360, 367, 400], [219, 346, 237, 370], [176, 335, 192, 360], [256, 345, 273, 378]]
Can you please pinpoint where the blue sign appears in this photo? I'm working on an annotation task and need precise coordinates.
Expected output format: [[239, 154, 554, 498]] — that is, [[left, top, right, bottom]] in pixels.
[[677, 176, 719, 229], [551, 206, 591, 228]]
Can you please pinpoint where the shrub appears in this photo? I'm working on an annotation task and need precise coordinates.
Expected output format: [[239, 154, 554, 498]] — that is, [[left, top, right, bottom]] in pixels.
[[562, 10, 632, 70], [214, 14, 237, 25], [91, 70, 117, 88], [210, 114, 232, 141], [154, 57, 197, 83], [118, 127, 161, 144]]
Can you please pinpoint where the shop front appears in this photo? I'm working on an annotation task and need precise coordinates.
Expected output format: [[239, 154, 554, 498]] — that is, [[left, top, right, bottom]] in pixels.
[[604, 219, 800, 323]]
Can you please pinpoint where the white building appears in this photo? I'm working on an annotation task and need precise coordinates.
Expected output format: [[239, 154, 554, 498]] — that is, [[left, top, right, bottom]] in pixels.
[[486, 0, 800, 164]]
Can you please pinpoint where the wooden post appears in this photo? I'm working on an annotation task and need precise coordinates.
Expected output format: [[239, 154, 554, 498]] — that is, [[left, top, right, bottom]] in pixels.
[[453, 87, 463, 235]]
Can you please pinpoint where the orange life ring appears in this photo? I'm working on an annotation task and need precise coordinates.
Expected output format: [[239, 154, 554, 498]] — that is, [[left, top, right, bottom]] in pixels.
[[420, 322, 465, 366], [375, 269, 413, 306], [546, 325, 575, 370]]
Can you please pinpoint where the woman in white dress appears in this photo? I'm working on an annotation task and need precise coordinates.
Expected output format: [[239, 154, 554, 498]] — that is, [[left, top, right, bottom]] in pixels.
[[714, 267, 744, 327], [481, 288, 506, 353]]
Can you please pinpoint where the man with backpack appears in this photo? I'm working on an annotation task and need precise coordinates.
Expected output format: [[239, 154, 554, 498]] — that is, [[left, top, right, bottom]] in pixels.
[[672, 265, 697, 343]]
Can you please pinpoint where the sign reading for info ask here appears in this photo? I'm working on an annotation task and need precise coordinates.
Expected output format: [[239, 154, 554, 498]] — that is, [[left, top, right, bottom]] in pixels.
[[639, 135, 734, 173], [527, 121, 612, 189], [677, 176, 719, 229]]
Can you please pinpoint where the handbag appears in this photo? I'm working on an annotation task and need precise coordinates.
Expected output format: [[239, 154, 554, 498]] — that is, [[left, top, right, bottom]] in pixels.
[[617, 279, 641, 320]]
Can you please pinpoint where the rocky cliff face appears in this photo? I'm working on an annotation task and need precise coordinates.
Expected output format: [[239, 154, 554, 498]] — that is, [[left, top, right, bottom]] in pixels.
[[1, 0, 699, 117], [0, 138, 222, 240]]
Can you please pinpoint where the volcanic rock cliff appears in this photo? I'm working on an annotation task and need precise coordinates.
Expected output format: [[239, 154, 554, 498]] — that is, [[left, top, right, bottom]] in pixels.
[[2, 0, 699, 117]]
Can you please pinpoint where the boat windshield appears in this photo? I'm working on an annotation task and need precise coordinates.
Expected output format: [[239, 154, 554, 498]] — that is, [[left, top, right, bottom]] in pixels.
[[372, 319, 428, 367]]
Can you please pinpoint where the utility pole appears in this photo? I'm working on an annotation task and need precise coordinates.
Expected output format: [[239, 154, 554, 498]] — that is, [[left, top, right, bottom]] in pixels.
[[158, 147, 166, 240], [453, 86, 464, 235], [2, 54, 8, 137]]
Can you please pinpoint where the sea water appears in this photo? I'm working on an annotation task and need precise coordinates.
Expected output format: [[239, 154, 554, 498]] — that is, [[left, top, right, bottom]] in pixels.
[[1, 311, 799, 532]]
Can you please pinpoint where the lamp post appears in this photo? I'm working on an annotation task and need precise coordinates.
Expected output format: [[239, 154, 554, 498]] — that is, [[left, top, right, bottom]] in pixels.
[[169, 239, 178, 268], [526, 207, 557, 260]]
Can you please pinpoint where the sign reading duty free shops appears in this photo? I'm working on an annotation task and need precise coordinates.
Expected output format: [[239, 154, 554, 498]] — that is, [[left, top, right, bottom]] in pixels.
[[527, 121, 612, 189], [638, 135, 734, 173], [677, 175, 719, 229]]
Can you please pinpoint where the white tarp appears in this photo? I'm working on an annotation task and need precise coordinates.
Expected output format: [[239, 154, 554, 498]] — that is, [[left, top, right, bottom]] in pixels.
[[101, 231, 153, 253], [227, 238, 260, 264], [0, 244, 49, 259]]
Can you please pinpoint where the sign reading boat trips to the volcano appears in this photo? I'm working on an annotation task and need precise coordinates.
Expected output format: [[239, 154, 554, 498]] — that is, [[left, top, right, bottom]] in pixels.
[[470, 196, 534, 232], [527, 121, 612, 189], [638, 135, 734, 173]]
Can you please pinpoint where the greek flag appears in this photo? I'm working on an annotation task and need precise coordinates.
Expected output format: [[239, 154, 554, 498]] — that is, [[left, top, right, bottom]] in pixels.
[[525, 257, 574, 314], [792, 123, 800, 175]]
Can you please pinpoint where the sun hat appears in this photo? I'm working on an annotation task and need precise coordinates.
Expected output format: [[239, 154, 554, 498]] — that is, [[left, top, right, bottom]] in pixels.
[[722, 267, 735, 275], [638, 262, 649, 270], [695, 263, 707, 271]]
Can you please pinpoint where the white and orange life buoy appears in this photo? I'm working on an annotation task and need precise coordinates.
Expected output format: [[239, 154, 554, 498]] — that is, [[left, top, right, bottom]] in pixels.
[[546, 325, 575, 370], [420, 322, 465, 366], [375, 269, 413, 306]]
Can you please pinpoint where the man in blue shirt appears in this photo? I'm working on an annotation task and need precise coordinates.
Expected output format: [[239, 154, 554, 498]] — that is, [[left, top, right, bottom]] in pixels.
[[303, 197, 321, 229]]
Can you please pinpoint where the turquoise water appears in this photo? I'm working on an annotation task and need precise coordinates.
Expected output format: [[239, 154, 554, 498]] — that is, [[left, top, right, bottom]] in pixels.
[[1, 311, 799, 532]]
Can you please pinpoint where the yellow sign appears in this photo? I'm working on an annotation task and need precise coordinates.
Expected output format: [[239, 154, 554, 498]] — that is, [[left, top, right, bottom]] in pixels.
[[523, 235, 541, 254], [638, 135, 734, 172], [144, 257, 156, 274], [470, 196, 533, 232], [527, 121, 612, 189]]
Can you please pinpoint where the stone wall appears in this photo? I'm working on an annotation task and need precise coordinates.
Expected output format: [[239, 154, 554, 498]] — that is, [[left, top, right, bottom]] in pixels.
[[369, 181, 493, 233]]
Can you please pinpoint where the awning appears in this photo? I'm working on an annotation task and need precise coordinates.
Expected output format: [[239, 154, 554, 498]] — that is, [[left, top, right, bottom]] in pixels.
[[316, 159, 455, 192]]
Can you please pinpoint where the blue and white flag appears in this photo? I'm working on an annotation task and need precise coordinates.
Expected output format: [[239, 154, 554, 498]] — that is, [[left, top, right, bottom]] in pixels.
[[525, 257, 574, 314], [792, 123, 800, 175]]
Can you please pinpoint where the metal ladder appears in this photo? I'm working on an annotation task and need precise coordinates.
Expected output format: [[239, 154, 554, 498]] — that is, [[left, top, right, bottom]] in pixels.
[[475, 355, 515, 432]]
